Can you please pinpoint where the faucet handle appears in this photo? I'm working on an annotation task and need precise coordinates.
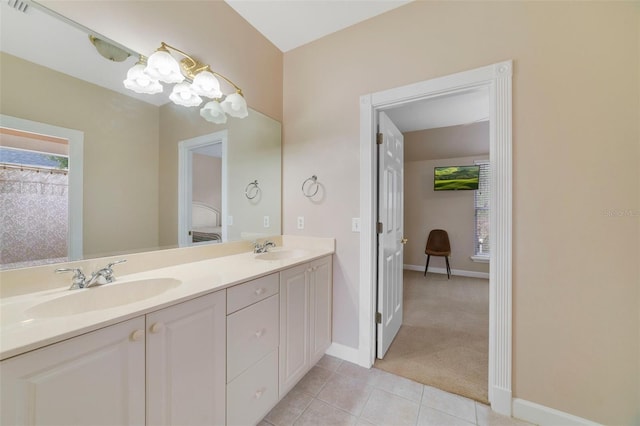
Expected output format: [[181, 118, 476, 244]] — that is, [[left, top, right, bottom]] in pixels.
[[55, 268, 86, 289], [106, 259, 127, 269]]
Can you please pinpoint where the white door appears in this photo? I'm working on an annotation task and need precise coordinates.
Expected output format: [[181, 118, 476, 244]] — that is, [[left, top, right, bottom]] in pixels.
[[376, 111, 405, 358]]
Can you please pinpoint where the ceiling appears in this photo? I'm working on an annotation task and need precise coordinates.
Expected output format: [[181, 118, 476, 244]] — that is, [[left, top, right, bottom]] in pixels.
[[224, 0, 412, 52]]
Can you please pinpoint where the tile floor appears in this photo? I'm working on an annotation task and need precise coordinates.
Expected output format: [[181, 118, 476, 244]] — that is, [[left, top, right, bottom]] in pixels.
[[260, 355, 533, 426]]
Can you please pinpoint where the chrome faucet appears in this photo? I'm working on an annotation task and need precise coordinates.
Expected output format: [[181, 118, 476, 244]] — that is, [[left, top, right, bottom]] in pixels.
[[253, 240, 276, 253], [56, 259, 127, 290]]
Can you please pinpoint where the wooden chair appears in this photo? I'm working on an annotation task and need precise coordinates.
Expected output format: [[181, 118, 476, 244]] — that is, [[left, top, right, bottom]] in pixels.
[[424, 229, 451, 279]]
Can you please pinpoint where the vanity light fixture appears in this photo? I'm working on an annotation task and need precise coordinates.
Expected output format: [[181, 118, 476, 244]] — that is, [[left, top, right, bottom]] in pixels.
[[123, 42, 248, 124]]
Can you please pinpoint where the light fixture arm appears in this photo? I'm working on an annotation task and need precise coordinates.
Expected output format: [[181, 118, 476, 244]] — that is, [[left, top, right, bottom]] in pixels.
[[157, 42, 242, 95]]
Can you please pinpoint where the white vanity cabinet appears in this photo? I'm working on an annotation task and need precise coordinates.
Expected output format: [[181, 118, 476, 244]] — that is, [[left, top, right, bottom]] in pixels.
[[0, 317, 146, 426], [0, 291, 226, 426], [147, 290, 226, 426], [226, 273, 279, 426], [279, 256, 333, 397]]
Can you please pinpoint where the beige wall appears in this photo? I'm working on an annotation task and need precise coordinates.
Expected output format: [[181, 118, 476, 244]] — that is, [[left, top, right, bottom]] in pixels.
[[283, 2, 639, 423], [0, 53, 160, 258], [404, 156, 489, 275], [193, 154, 222, 211]]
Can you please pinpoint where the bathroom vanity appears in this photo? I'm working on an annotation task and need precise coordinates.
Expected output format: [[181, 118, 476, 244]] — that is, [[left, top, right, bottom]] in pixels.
[[0, 237, 334, 426]]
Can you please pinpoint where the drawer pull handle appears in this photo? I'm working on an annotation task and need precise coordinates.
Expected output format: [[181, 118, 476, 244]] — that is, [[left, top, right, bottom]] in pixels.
[[150, 322, 164, 334], [254, 287, 265, 295], [130, 329, 144, 342], [254, 328, 266, 338], [254, 388, 266, 399]]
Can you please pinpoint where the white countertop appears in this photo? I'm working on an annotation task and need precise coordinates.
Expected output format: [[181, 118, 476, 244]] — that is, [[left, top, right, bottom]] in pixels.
[[0, 240, 334, 361]]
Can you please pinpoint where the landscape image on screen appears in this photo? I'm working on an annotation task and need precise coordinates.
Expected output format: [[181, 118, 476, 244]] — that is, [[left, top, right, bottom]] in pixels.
[[434, 165, 480, 191]]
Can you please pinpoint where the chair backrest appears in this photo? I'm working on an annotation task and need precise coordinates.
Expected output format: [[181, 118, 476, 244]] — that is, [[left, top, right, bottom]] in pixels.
[[425, 229, 451, 254]]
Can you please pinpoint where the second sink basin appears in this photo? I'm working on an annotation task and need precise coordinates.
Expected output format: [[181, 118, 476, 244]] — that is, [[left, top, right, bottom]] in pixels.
[[255, 249, 309, 261], [26, 278, 182, 318]]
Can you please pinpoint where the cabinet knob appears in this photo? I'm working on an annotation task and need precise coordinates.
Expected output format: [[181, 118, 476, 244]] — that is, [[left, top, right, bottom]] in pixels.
[[150, 322, 165, 334], [130, 329, 145, 342], [254, 287, 265, 295], [254, 328, 266, 338], [254, 388, 266, 399]]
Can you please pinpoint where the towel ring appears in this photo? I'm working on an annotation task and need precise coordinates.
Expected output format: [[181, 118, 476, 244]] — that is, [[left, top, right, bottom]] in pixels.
[[302, 175, 319, 198], [245, 180, 260, 200]]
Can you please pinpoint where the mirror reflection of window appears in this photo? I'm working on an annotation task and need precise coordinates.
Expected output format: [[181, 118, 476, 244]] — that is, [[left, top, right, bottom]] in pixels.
[[0, 128, 70, 268]]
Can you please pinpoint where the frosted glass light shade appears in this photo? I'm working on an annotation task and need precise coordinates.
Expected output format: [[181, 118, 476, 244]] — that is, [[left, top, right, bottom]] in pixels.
[[200, 100, 227, 124], [123, 63, 163, 94], [169, 82, 203, 107], [191, 70, 222, 98], [144, 50, 184, 83], [221, 93, 248, 118]]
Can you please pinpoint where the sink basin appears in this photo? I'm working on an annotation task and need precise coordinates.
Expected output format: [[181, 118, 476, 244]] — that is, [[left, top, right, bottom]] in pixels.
[[255, 249, 309, 261], [26, 278, 182, 318]]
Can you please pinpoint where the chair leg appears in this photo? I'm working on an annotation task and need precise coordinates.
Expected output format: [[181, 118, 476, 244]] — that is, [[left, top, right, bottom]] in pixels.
[[445, 256, 451, 279], [424, 255, 431, 276]]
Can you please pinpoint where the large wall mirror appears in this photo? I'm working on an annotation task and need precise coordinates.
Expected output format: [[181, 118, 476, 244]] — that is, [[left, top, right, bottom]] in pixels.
[[0, 1, 282, 270]]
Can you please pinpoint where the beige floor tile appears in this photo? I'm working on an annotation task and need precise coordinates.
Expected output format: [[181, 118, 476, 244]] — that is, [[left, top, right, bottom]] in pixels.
[[373, 369, 424, 402], [265, 388, 314, 426], [417, 406, 476, 426], [294, 399, 357, 426], [293, 366, 334, 396], [258, 420, 274, 426], [422, 385, 476, 424], [361, 389, 420, 426], [337, 361, 381, 385], [475, 402, 534, 426], [316, 354, 343, 372], [355, 419, 376, 426], [317, 373, 373, 416]]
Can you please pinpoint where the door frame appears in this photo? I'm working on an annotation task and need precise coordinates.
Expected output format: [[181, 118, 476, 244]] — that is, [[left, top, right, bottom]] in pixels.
[[0, 114, 84, 261], [177, 130, 228, 247], [358, 61, 513, 415]]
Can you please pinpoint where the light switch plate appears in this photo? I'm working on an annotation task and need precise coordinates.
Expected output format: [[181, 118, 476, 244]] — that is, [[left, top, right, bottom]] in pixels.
[[227, 215, 234, 226], [297, 216, 304, 230], [263, 216, 270, 228], [352, 218, 360, 232]]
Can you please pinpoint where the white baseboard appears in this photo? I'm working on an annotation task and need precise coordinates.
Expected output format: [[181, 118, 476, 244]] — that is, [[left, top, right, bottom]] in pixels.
[[512, 399, 602, 426], [490, 386, 512, 417], [325, 342, 361, 365], [404, 264, 490, 279]]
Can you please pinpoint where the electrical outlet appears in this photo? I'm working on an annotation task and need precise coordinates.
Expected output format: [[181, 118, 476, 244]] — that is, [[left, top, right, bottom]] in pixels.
[[297, 216, 304, 230], [227, 215, 234, 226], [352, 218, 360, 232], [263, 216, 270, 228]]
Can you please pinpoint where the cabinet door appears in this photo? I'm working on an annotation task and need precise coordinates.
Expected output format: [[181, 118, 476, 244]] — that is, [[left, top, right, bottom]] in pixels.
[[309, 256, 333, 365], [0, 317, 145, 426], [279, 263, 310, 397], [146, 290, 226, 426]]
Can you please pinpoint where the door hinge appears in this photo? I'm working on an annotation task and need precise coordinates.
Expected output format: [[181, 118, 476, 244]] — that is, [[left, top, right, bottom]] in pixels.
[[376, 222, 383, 234], [375, 312, 382, 324], [376, 133, 383, 145]]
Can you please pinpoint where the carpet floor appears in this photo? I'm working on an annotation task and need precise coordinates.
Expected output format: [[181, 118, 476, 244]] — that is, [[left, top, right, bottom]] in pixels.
[[374, 270, 489, 404]]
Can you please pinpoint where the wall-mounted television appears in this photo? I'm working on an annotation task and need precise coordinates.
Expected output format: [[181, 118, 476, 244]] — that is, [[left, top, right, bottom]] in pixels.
[[434, 165, 480, 191]]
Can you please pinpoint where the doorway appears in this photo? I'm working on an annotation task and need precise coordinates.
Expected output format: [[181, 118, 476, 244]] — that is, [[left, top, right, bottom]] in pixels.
[[358, 61, 513, 415], [375, 93, 491, 403], [177, 131, 228, 247]]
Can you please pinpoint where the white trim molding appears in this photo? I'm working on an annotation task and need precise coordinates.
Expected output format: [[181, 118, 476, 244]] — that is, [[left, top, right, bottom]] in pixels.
[[403, 264, 490, 280], [359, 60, 513, 416], [512, 399, 602, 426], [471, 255, 490, 263], [325, 342, 361, 365]]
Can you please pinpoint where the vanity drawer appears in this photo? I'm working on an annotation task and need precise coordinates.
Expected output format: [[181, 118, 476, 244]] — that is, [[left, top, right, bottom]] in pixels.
[[227, 350, 278, 426], [227, 273, 279, 314], [227, 294, 279, 382]]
